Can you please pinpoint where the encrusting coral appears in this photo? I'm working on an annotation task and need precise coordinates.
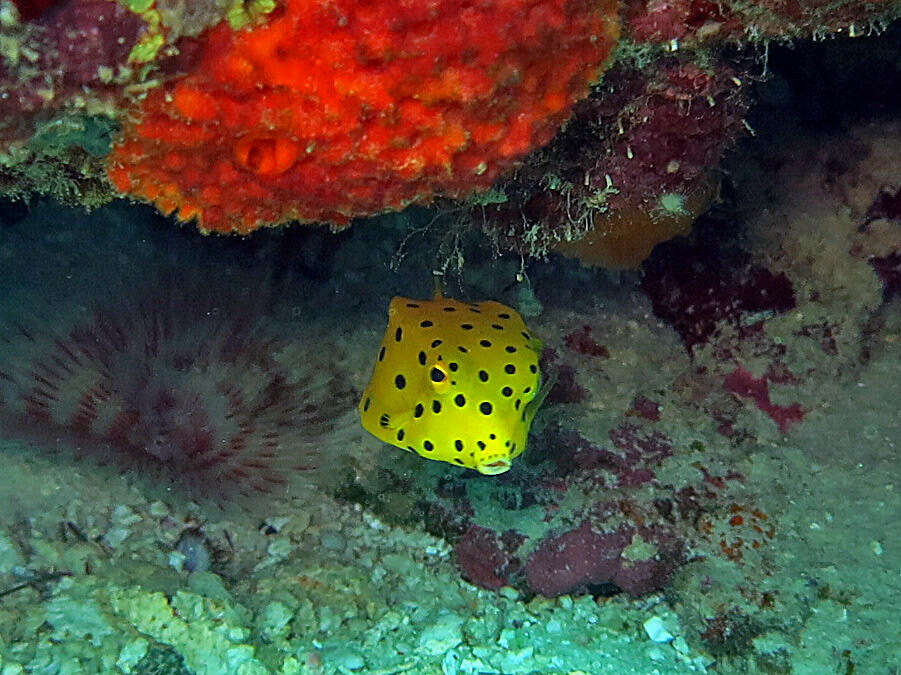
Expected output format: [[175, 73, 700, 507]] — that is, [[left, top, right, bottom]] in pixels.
[[624, 0, 901, 47], [0, 0, 146, 147], [106, 0, 621, 233], [479, 58, 749, 267]]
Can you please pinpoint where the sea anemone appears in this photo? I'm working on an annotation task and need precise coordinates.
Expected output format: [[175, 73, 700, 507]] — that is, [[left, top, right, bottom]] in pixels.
[[0, 269, 356, 514], [651, 192, 691, 221]]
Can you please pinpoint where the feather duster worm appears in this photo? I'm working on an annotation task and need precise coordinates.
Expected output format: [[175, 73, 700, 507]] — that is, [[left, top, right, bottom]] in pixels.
[[0, 274, 355, 512]]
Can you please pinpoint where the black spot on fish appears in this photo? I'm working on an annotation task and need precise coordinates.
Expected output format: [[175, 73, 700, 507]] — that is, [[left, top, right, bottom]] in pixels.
[[479, 401, 493, 415], [489, 433, 496, 439], [504, 364, 516, 374], [363, 397, 371, 411], [530, 364, 538, 373], [501, 386, 513, 397], [379, 413, 390, 427], [478, 370, 489, 382], [431, 339, 442, 348], [443, 306, 456, 312], [461, 323, 473, 330], [423, 440, 434, 452], [396, 429, 405, 441], [491, 324, 504, 330], [414, 403, 424, 418], [458, 346, 468, 353], [514, 399, 521, 410], [417, 351, 426, 365], [522, 331, 531, 340], [505, 345, 517, 353], [454, 394, 466, 407], [406, 303, 420, 308], [477, 441, 486, 450], [395, 327, 403, 342], [378, 346, 386, 361], [449, 362, 458, 371], [524, 386, 532, 393], [480, 339, 492, 348], [455, 440, 464, 451], [420, 320, 434, 328], [468, 307, 481, 313], [454, 458, 464, 464], [498, 312, 511, 319], [432, 400, 442, 413], [395, 374, 406, 389], [430, 368, 445, 382]]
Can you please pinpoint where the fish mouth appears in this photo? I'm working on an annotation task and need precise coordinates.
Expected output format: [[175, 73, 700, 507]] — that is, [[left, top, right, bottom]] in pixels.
[[476, 458, 512, 475]]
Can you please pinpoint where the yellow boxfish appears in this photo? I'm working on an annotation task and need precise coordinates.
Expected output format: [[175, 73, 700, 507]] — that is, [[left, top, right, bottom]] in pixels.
[[359, 293, 551, 474]]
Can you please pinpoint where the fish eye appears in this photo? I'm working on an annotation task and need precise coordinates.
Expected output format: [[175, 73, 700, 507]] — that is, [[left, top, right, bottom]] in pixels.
[[429, 363, 451, 392]]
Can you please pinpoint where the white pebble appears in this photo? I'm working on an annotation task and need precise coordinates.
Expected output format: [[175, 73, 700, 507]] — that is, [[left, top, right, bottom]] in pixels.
[[643, 616, 675, 643]]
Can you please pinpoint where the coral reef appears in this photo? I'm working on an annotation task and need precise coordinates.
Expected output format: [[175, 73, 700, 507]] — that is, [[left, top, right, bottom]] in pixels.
[[722, 366, 805, 433], [454, 525, 520, 590], [0, 6, 900, 675], [336, 97, 899, 631], [552, 176, 718, 269], [1, 52, 900, 672], [2, 0, 896, 243], [107, 0, 620, 233]]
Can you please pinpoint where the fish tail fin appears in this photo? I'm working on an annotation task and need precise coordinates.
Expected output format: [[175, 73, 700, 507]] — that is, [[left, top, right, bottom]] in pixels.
[[432, 271, 446, 300]]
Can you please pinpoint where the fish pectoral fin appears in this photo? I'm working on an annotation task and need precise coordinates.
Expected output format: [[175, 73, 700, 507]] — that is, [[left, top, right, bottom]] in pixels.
[[379, 410, 413, 430], [523, 367, 557, 425], [526, 336, 544, 355]]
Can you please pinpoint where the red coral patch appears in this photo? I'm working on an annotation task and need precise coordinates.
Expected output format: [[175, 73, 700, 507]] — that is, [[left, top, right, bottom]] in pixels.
[[108, 0, 620, 233]]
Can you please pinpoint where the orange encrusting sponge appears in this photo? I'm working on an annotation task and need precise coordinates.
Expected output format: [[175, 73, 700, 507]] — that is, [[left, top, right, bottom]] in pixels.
[[107, 0, 620, 234]]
